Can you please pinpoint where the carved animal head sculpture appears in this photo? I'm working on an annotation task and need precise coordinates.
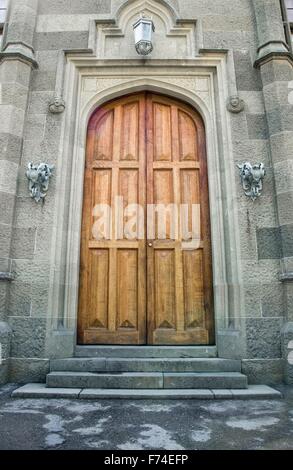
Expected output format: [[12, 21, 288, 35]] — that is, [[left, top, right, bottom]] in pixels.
[[26, 163, 54, 203], [237, 162, 265, 201]]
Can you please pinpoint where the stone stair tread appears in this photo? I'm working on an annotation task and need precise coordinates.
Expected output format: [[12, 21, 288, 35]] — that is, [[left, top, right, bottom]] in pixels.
[[50, 357, 241, 373], [46, 371, 248, 390], [48, 371, 163, 377], [46, 371, 164, 389], [48, 371, 245, 377], [12, 383, 282, 400], [74, 346, 217, 358], [47, 371, 245, 377]]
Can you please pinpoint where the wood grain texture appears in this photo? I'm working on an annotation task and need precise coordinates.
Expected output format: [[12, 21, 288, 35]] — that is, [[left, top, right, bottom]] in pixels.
[[78, 93, 214, 345]]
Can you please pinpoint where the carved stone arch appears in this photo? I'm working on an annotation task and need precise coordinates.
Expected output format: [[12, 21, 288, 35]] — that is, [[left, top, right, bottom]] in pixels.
[[46, 55, 245, 359], [115, 0, 179, 23], [83, 77, 212, 132], [97, 0, 198, 59]]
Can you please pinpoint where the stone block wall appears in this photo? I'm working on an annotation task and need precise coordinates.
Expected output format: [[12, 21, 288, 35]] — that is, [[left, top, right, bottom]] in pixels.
[[0, 0, 292, 384]]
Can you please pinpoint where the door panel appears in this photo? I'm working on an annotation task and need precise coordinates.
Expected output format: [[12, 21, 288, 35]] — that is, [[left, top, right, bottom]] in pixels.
[[78, 94, 146, 344], [146, 94, 214, 345], [77, 92, 214, 345]]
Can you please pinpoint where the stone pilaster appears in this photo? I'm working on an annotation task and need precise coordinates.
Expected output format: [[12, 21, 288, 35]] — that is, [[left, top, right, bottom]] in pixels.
[[0, 0, 38, 325], [252, 0, 293, 382], [253, 0, 291, 66]]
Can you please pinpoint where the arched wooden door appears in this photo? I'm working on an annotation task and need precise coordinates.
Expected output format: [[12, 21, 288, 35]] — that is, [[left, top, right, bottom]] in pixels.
[[77, 93, 214, 345]]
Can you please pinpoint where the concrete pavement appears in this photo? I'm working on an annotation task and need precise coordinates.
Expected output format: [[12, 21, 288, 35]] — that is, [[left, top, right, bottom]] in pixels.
[[0, 384, 292, 450]]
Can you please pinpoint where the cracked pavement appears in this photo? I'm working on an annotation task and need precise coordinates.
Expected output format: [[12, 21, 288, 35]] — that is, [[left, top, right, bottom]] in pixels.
[[0, 384, 292, 450]]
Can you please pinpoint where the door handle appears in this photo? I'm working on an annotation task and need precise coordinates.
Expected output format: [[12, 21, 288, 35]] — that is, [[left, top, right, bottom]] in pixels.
[[148, 242, 153, 247]]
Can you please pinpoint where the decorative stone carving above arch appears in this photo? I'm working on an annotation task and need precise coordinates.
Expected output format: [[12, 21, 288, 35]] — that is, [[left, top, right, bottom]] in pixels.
[[96, 0, 198, 59], [113, 0, 180, 21]]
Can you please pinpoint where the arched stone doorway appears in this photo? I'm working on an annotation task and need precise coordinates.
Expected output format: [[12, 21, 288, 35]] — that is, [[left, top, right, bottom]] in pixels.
[[77, 92, 215, 345]]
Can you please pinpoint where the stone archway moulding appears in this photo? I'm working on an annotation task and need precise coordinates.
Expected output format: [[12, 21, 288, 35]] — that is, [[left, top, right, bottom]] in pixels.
[[44, 0, 245, 358], [44, 55, 245, 359]]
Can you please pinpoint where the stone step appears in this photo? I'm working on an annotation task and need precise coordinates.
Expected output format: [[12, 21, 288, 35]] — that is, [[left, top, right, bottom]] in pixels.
[[164, 372, 247, 389], [46, 371, 247, 389], [12, 383, 282, 400], [50, 357, 241, 373], [75, 345, 217, 358], [47, 372, 162, 389]]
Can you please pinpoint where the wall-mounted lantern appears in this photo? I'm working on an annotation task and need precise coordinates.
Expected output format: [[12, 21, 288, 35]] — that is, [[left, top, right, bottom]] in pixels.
[[133, 13, 155, 56]]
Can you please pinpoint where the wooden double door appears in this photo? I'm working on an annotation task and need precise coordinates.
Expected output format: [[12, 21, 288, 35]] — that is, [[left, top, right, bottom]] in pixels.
[[77, 93, 214, 345]]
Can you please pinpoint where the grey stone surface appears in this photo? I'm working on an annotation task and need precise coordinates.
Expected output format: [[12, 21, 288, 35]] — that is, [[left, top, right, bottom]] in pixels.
[[277, 192, 293, 226], [47, 372, 164, 389], [50, 357, 241, 373], [242, 359, 284, 384], [246, 114, 268, 140], [7, 282, 31, 317], [246, 318, 283, 359], [212, 389, 234, 399], [281, 322, 293, 384], [50, 358, 106, 372], [0, 362, 9, 385], [12, 383, 81, 398], [260, 60, 293, 87], [263, 81, 291, 112], [75, 346, 218, 358], [0, 284, 7, 321], [10, 383, 282, 400], [0, 192, 16, 226], [217, 330, 247, 360], [280, 224, 293, 258], [267, 106, 293, 136], [31, 71, 57, 92], [11, 259, 50, 285], [9, 358, 50, 383], [1, 83, 30, 111], [257, 223, 293, 260], [163, 372, 248, 390], [0, 61, 31, 89], [231, 385, 282, 399], [233, 50, 262, 91], [261, 283, 285, 317], [34, 32, 89, 51], [106, 358, 241, 373], [10, 227, 36, 259], [80, 389, 215, 400], [0, 224, 12, 259], [45, 330, 75, 359], [270, 132, 293, 164], [8, 318, 46, 358], [0, 383, 290, 450], [0, 322, 12, 360], [5, 1, 38, 47], [257, 226, 282, 259], [38, 0, 111, 14], [276, 161, 293, 198], [0, 134, 23, 165]]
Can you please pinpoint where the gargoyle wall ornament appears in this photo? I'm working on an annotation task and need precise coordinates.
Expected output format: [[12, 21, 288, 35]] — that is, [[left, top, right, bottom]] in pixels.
[[227, 95, 245, 113], [49, 94, 65, 114], [26, 163, 54, 203], [237, 162, 266, 201]]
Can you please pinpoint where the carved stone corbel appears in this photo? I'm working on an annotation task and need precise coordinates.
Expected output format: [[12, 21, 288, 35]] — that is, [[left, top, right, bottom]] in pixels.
[[227, 95, 245, 113], [26, 163, 54, 203], [49, 94, 65, 114], [237, 162, 266, 201]]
